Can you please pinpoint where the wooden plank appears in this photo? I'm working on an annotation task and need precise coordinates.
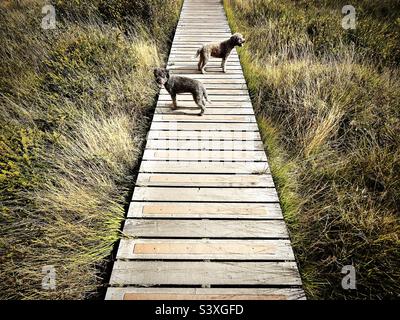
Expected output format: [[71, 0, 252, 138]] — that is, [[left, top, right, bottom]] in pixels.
[[178, 21, 229, 24], [158, 95, 250, 102], [170, 69, 244, 75], [168, 66, 243, 71], [168, 57, 240, 62], [152, 115, 256, 122], [161, 78, 246, 84], [147, 130, 261, 140], [180, 12, 226, 14], [128, 202, 282, 219], [167, 63, 243, 69], [156, 100, 252, 107], [176, 27, 230, 30], [132, 187, 279, 202], [150, 122, 258, 131], [155, 107, 254, 115], [174, 36, 235, 40], [116, 239, 294, 260], [170, 50, 238, 56], [139, 161, 269, 174], [136, 173, 274, 187], [174, 31, 233, 35], [106, 287, 306, 300], [159, 84, 246, 90], [168, 52, 238, 56], [145, 140, 264, 150], [142, 150, 267, 161], [160, 89, 248, 95], [169, 47, 237, 51], [168, 62, 242, 67], [123, 219, 288, 238], [167, 72, 245, 79], [109, 261, 302, 286], [168, 57, 238, 61], [168, 65, 242, 71]]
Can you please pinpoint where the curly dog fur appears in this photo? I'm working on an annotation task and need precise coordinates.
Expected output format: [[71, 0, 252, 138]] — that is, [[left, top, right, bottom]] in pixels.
[[154, 67, 211, 116]]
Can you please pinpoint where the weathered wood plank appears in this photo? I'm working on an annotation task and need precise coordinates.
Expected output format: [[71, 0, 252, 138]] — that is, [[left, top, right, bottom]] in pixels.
[[145, 139, 264, 150], [174, 31, 233, 35], [109, 261, 302, 286], [168, 66, 243, 71], [116, 239, 294, 260], [147, 130, 261, 140], [136, 173, 274, 187], [152, 114, 256, 122], [160, 90, 247, 96], [106, 287, 306, 300], [123, 219, 288, 238], [155, 107, 254, 115], [169, 68, 243, 74], [156, 100, 252, 108], [150, 122, 259, 131], [132, 187, 279, 202], [163, 78, 246, 84], [142, 150, 267, 161], [163, 84, 246, 90], [167, 63, 242, 69], [128, 201, 282, 219], [168, 58, 240, 63], [168, 51, 238, 55], [158, 95, 250, 102], [174, 35, 235, 40], [139, 161, 269, 174]]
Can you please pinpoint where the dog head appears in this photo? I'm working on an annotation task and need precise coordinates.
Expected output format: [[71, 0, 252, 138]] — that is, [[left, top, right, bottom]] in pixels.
[[153, 67, 169, 88], [230, 33, 245, 47]]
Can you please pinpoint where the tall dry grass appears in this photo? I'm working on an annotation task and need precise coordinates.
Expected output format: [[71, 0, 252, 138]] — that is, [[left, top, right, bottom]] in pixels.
[[225, 0, 400, 299], [0, 0, 182, 299]]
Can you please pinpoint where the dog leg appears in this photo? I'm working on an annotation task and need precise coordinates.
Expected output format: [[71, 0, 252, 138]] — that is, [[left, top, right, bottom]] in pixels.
[[194, 95, 205, 116], [201, 56, 209, 74], [171, 94, 177, 110], [198, 56, 203, 71], [221, 58, 227, 73], [198, 103, 205, 116]]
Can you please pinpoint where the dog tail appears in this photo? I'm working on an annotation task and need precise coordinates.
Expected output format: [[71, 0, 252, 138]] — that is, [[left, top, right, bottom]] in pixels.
[[194, 46, 203, 59], [203, 88, 212, 104]]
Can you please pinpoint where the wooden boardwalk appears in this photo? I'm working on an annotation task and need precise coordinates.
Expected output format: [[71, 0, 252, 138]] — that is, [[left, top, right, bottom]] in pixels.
[[105, 0, 304, 300]]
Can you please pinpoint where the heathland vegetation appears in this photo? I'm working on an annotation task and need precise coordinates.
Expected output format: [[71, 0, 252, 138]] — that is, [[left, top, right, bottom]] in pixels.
[[0, 0, 182, 299], [224, 0, 400, 299]]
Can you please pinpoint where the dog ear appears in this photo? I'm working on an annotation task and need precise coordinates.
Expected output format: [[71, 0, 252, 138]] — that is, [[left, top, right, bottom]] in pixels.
[[153, 68, 159, 77], [230, 33, 239, 44], [165, 69, 170, 78]]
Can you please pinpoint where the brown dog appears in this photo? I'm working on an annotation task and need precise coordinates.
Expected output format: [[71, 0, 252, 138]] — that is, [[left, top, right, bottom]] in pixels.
[[194, 33, 245, 74]]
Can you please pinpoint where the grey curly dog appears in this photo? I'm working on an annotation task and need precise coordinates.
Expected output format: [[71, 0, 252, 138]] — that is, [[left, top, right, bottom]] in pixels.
[[154, 67, 211, 116]]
